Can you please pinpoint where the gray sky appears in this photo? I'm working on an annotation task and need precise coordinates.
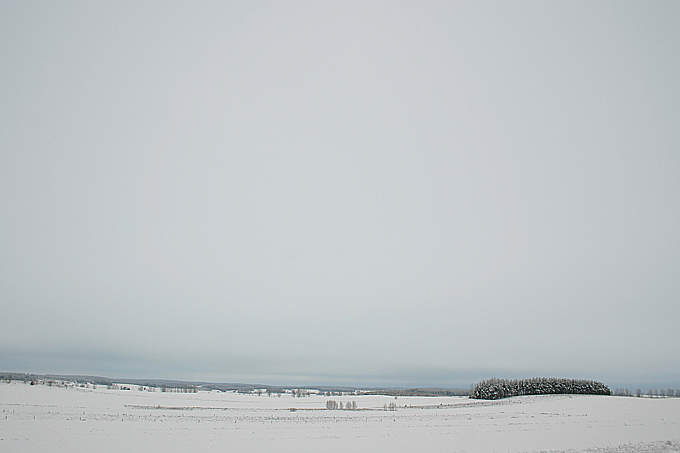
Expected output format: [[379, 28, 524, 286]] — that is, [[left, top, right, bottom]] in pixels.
[[2, 1, 679, 389]]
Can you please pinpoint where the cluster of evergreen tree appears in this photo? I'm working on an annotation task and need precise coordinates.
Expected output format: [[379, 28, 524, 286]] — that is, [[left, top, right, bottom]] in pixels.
[[470, 377, 610, 400]]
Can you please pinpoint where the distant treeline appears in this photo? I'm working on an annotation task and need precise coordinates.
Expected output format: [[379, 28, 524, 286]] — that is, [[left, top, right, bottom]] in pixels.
[[471, 377, 611, 400], [0, 372, 113, 386], [363, 388, 469, 397]]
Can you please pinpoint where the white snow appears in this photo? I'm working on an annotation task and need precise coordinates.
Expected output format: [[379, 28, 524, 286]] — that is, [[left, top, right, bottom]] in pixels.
[[1, 381, 679, 452]]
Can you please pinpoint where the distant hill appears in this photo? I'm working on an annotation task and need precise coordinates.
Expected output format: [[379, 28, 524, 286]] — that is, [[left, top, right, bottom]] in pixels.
[[1, 372, 468, 396]]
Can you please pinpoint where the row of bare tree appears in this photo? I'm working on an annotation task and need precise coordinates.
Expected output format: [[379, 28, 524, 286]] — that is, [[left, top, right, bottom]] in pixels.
[[613, 388, 680, 397], [326, 400, 358, 410]]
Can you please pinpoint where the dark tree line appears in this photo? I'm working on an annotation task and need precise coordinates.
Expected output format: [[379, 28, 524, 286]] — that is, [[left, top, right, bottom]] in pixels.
[[470, 377, 611, 400]]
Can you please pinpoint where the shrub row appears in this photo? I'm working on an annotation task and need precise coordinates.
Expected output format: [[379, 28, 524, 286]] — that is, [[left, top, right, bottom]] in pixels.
[[470, 377, 610, 400]]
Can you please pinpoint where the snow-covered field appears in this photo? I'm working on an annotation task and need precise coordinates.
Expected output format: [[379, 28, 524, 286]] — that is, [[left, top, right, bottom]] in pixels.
[[1, 381, 679, 452]]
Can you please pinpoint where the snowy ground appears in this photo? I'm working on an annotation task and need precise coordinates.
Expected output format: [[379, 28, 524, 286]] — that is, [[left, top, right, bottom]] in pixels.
[[1, 381, 679, 452]]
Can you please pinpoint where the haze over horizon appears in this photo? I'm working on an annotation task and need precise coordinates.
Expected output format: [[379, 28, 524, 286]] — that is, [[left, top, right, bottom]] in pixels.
[[2, 1, 679, 390]]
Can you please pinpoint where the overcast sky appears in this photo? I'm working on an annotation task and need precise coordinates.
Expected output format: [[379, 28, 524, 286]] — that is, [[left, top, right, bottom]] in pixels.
[[2, 1, 679, 389]]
